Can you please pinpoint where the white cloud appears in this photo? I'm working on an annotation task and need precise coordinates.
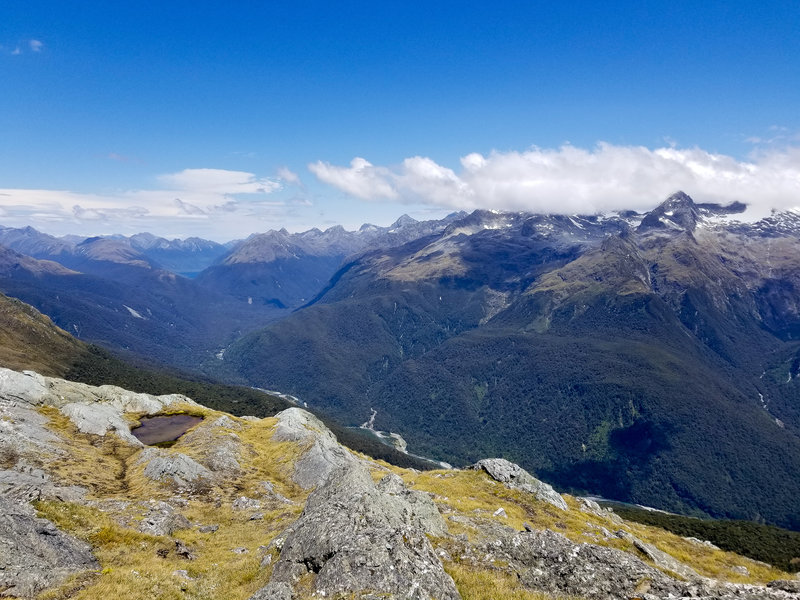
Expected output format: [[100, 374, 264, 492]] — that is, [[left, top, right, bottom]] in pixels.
[[72, 205, 149, 221], [309, 157, 398, 200], [29, 39, 43, 52], [0, 167, 290, 239], [277, 166, 302, 186], [174, 198, 206, 216], [309, 143, 800, 216], [159, 168, 281, 194], [11, 47, 20, 55]]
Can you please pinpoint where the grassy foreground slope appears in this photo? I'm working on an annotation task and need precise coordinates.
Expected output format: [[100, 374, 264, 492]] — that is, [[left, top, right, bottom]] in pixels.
[[20, 391, 798, 600]]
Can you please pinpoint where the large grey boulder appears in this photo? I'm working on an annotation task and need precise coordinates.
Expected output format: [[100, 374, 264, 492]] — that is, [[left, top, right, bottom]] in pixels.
[[272, 408, 357, 489], [251, 463, 460, 600], [0, 497, 98, 598], [139, 448, 213, 490], [470, 458, 568, 511]]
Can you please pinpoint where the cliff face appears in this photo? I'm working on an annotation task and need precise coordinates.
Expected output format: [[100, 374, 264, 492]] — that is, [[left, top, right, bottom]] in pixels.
[[0, 366, 798, 600]]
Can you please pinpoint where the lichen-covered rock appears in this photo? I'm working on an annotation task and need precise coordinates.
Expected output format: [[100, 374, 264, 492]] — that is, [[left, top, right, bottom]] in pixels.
[[470, 458, 568, 511], [139, 448, 213, 489], [208, 415, 241, 430], [272, 407, 357, 489], [259, 481, 294, 505], [376, 472, 447, 536], [484, 527, 689, 599], [250, 581, 292, 600], [232, 496, 261, 511], [204, 435, 242, 473], [250, 463, 460, 600], [0, 497, 98, 598], [0, 466, 87, 504], [616, 529, 701, 581], [137, 501, 191, 536]]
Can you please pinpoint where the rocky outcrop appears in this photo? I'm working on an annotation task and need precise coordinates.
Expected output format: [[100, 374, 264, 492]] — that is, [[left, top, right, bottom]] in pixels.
[[250, 464, 459, 600], [0, 466, 86, 504], [466, 526, 799, 600], [137, 501, 192, 536], [59, 402, 141, 444], [470, 458, 568, 511], [0, 366, 199, 447], [376, 472, 447, 536], [271, 408, 356, 489], [139, 448, 213, 489], [0, 497, 98, 598], [177, 416, 243, 475], [616, 529, 701, 581]]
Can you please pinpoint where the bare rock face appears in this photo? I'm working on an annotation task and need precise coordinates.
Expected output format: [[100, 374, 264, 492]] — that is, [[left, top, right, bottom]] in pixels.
[[0, 497, 98, 598], [271, 408, 357, 489], [59, 402, 141, 445], [0, 369, 48, 405], [250, 464, 460, 600], [470, 458, 568, 511]]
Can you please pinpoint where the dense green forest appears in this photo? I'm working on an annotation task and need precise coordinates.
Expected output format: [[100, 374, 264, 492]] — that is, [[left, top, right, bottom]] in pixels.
[[220, 224, 800, 530], [67, 345, 437, 471]]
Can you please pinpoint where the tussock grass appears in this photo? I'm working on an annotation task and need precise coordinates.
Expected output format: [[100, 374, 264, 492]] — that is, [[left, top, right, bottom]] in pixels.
[[403, 469, 792, 585], [446, 564, 582, 600], [34, 411, 309, 599], [39, 406, 140, 496]]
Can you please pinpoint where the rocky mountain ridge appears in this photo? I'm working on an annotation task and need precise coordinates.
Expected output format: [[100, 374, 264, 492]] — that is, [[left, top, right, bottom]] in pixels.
[[221, 193, 800, 529], [4, 193, 800, 529], [1, 365, 798, 599]]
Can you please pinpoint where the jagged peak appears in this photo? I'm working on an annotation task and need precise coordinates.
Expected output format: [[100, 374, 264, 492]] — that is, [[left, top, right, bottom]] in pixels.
[[638, 191, 700, 233], [390, 214, 418, 229]]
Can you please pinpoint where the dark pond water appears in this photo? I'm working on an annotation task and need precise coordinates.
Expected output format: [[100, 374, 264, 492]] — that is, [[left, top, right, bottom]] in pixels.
[[131, 414, 203, 446]]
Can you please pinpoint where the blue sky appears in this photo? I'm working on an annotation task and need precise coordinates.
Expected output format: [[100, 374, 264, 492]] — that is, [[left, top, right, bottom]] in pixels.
[[2, 1, 799, 241]]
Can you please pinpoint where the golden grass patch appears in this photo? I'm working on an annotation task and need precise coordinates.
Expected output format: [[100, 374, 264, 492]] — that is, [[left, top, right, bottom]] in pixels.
[[445, 563, 582, 600]]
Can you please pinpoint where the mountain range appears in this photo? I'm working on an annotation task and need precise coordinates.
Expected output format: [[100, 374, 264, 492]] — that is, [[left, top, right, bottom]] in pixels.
[[1, 192, 800, 531]]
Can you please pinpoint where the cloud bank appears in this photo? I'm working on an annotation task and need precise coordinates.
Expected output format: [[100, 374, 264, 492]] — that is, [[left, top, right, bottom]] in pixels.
[[310, 143, 800, 216], [0, 168, 299, 239]]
